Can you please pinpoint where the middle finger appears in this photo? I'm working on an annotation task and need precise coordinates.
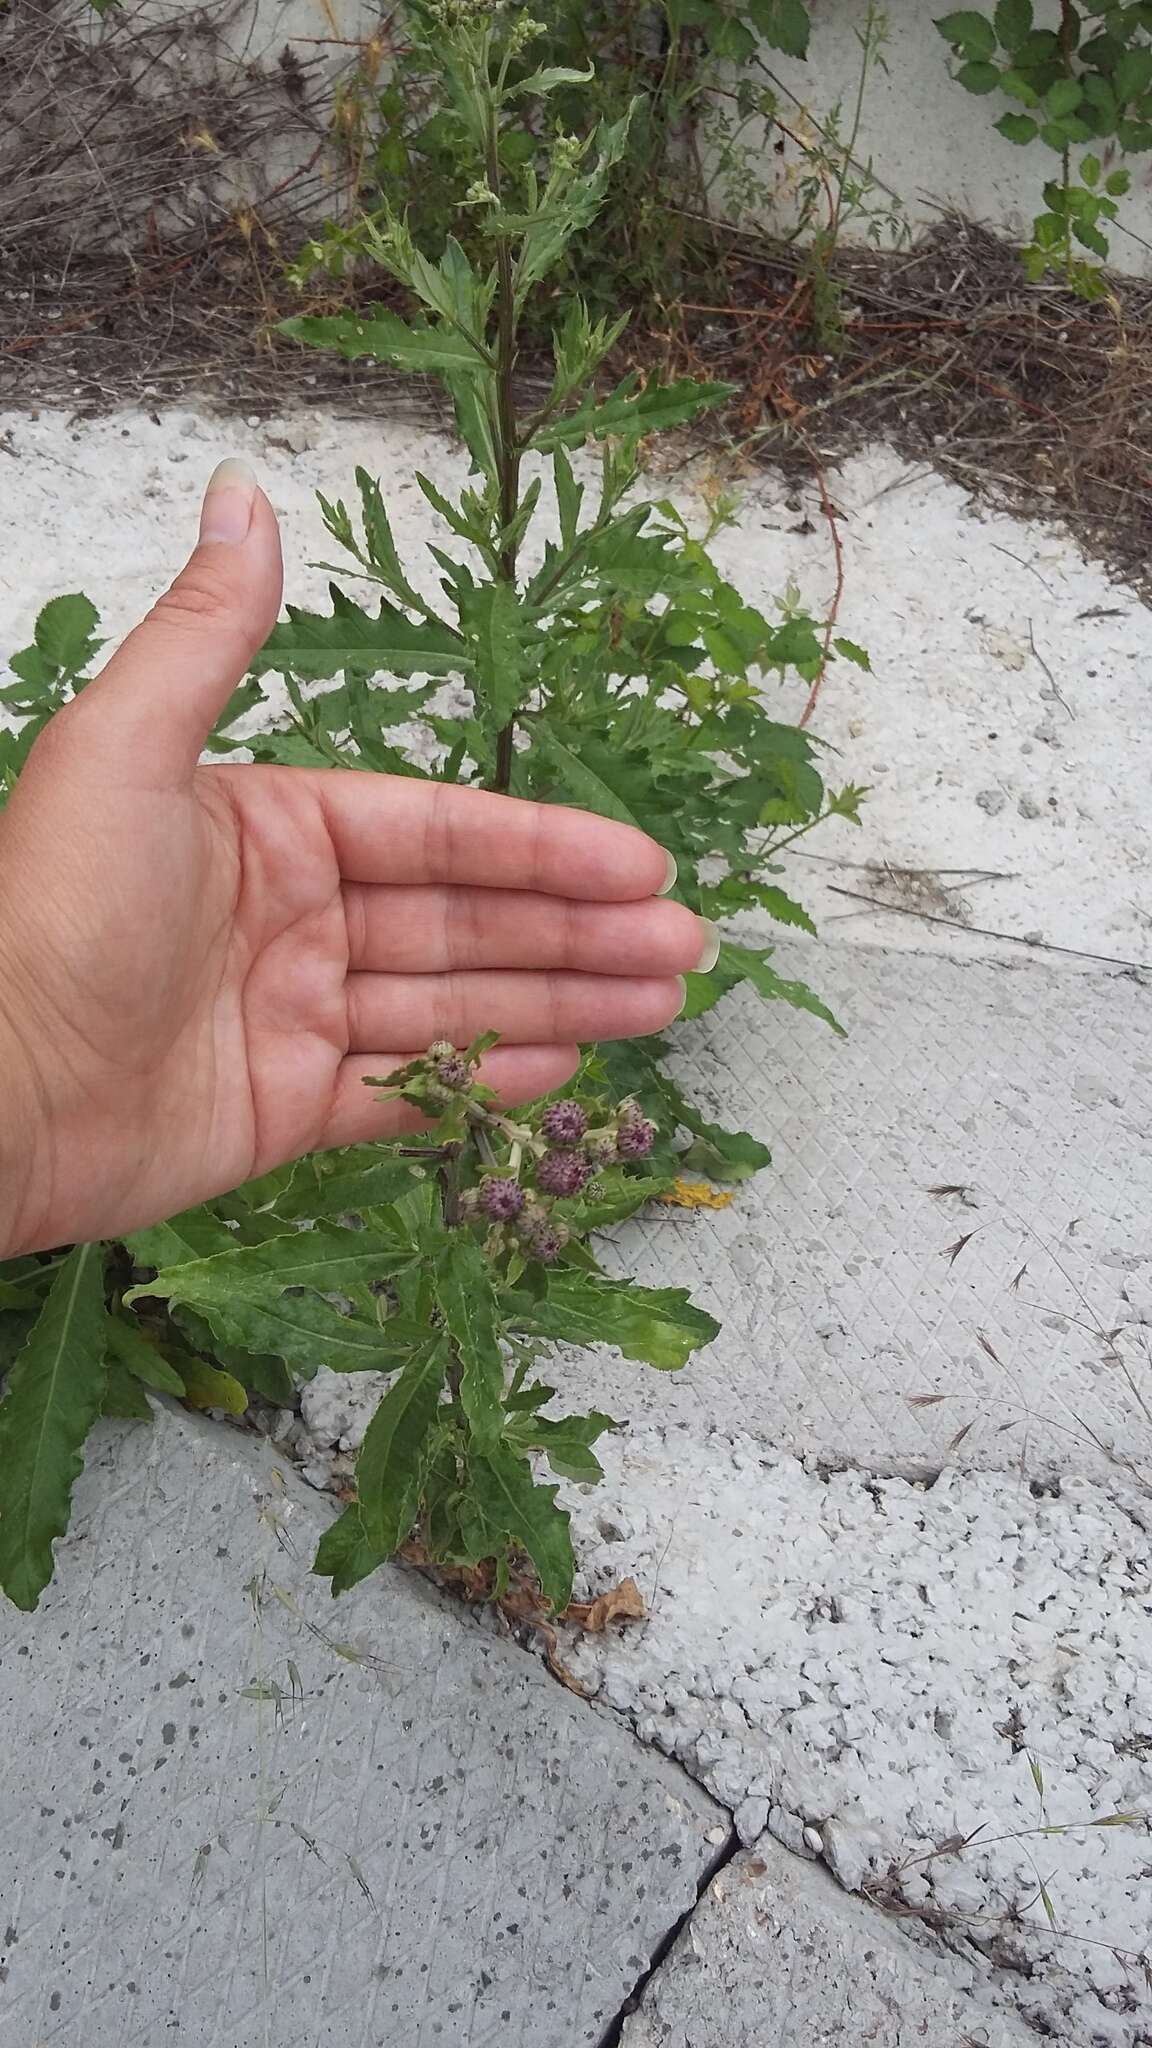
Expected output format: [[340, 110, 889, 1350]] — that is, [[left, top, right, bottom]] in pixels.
[[343, 883, 715, 977]]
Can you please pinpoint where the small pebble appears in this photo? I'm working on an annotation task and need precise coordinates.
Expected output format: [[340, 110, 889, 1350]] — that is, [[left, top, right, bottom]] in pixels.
[[975, 788, 1006, 816], [1018, 795, 1042, 819]]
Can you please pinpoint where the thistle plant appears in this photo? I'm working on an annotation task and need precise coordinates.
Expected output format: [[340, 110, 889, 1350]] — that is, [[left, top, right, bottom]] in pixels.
[[0, 3, 863, 1614]]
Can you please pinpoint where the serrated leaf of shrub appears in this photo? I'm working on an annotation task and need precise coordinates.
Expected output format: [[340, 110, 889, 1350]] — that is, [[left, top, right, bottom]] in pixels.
[[356, 1338, 450, 1551], [124, 1228, 420, 1375], [468, 1440, 575, 1612], [0, 1245, 108, 1612]]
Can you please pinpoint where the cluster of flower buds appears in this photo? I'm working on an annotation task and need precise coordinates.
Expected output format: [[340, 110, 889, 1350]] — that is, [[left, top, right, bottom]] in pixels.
[[458, 1092, 657, 1265]]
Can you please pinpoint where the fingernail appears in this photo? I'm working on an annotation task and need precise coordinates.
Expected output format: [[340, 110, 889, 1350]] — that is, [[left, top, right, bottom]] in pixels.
[[675, 975, 688, 1015], [200, 457, 257, 545], [695, 919, 721, 973], [657, 851, 678, 897]]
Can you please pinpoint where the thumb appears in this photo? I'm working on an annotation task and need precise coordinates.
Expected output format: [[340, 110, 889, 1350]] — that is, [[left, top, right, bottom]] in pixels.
[[76, 457, 284, 783]]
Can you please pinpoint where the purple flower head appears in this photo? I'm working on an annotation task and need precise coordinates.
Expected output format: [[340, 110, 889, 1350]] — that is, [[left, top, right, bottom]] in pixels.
[[615, 1111, 656, 1160], [525, 1219, 569, 1265], [536, 1149, 592, 1198], [479, 1176, 526, 1223], [540, 1101, 589, 1148], [436, 1055, 472, 1091]]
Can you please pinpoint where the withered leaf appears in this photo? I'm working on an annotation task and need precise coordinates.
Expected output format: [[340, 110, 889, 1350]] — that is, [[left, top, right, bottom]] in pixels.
[[566, 1576, 646, 1633]]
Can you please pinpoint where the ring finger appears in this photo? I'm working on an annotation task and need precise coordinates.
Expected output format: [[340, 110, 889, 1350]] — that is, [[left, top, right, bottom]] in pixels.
[[345, 969, 685, 1053]]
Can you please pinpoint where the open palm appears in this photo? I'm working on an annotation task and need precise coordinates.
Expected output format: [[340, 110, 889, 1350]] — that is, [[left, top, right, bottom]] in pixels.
[[0, 466, 707, 1258]]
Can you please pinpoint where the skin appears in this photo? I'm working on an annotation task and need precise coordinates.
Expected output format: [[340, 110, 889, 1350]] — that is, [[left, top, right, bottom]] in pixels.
[[0, 461, 713, 1258]]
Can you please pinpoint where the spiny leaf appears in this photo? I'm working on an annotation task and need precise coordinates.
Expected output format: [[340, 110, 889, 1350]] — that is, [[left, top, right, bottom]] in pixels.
[[253, 587, 466, 683], [0, 1244, 108, 1611], [356, 1338, 450, 1552], [433, 1241, 505, 1449], [469, 1439, 575, 1611], [280, 309, 488, 374], [512, 1271, 719, 1370], [717, 940, 845, 1035], [460, 580, 523, 733], [125, 1228, 420, 1375], [531, 376, 734, 452]]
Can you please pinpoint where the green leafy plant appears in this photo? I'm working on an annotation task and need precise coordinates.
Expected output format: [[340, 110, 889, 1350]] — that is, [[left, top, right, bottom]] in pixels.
[[936, 1, 1144, 294], [0, 4, 861, 1614], [325, 0, 815, 332]]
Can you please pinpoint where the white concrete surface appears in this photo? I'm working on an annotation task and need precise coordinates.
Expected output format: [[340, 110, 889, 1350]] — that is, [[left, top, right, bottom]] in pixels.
[[719, 0, 1152, 271], [3, 410, 1151, 2041], [620, 1831, 1034, 2048], [0, 1404, 725, 2048], [563, 1434, 1152, 2048]]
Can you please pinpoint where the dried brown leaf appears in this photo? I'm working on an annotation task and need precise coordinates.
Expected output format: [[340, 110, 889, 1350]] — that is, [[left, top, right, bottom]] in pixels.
[[566, 1576, 646, 1633]]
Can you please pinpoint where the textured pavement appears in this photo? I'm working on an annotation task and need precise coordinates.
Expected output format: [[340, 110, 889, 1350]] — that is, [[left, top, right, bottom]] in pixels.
[[619, 1834, 1034, 2047], [571, 941, 1152, 1477], [0, 1407, 725, 2048]]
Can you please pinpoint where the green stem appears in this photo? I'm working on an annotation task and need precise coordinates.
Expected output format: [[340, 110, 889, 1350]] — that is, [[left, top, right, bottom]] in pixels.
[[486, 98, 522, 794]]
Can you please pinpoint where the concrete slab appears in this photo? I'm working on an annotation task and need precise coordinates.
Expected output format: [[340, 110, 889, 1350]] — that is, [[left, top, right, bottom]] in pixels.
[[0, 1405, 725, 2048], [619, 1833, 1034, 2048], [579, 941, 1152, 1478]]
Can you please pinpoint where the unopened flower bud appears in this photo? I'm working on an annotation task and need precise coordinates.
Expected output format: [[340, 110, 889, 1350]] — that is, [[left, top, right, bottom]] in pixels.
[[536, 1149, 592, 1197]]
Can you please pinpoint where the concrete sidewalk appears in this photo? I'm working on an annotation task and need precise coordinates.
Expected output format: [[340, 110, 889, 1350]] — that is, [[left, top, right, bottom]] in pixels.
[[0, 1407, 726, 2048], [0, 1407, 1043, 2048]]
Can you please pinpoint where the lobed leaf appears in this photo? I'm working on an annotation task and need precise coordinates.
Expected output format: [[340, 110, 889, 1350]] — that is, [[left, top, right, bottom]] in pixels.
[[511, 1271, 719, 1370]]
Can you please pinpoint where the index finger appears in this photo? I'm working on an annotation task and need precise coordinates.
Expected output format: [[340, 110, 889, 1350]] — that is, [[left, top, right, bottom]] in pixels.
[[310, 773, 676, 901]]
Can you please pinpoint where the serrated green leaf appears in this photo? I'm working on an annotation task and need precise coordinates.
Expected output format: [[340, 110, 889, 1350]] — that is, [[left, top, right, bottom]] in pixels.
[[514, 1271, 718, 1370], [1047, 76, 1083, 115], [277, 1152, 418, 1222], [0, 1244, 108, 1611], [32, 593, 102, 681], [994, 0, 1032, 46], [552, 446, 584, 547], [253, 587, 466, 683], [280, 309, 487, 374], [507, 62, 594, 97], [505, 1409, 618, 1484], [749, 0, 811, 57], [1115, 45, 1152, 101], [433, 1242, 504, 1448], [356, 1338, 449, 1551], [1105, 166, 1131, 195], [460, 580, 523, 732], [125, 1229, 420, 1375], [998, 110, 1040, 140], [539, 732, 643, 828], [313, 1500, 389, 1596], [679, 1122, 771, 1182], [1080, 151, 1101, 185], [718, 940, 845, 1035], [959, 57, 1001, 90], [935, 10, 997, 58], [468, 1440, 574, 1611], [531, 376, 733, 452], [833, 636, 872, 672]]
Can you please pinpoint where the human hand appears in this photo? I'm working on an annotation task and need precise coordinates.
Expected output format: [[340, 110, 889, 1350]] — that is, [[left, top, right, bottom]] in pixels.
[[0, 460, 715, 1258]]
